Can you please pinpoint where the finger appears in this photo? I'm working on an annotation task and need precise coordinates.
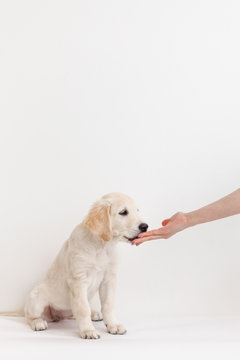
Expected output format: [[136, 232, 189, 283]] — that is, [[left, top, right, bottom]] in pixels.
[[135, 236, 161, 245], [162, 218, 170, 226], [138, 228, 166, 238], [132, 235, 164, 245]]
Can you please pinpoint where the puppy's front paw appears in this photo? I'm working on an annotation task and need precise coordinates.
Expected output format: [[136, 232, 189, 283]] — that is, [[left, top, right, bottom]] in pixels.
[[79, 328, 100, 339], [91, 310, 103, 321], [107, 323, 127, 335]]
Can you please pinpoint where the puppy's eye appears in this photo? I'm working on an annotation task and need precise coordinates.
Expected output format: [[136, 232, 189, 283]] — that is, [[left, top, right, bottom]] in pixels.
[[119, 209, 128, 216]]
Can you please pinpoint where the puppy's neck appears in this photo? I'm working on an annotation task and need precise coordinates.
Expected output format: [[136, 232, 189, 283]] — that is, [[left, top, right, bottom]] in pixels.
[[76, 223, 117, 250]]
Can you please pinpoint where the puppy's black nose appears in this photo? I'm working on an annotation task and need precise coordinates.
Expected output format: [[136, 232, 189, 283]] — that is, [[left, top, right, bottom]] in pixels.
[[139, 223, 148, 233]]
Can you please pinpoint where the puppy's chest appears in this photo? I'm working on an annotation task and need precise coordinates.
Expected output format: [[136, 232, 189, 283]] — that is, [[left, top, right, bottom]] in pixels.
[[72, 248, 115, 278], [90, 250, 112, 274]]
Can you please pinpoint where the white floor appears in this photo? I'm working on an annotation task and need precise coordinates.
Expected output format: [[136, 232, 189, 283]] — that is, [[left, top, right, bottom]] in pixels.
[[1, 315, 240, 360]]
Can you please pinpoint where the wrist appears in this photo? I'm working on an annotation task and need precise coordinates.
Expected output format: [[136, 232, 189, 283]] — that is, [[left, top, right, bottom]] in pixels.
[[185, 211, 198, 228]]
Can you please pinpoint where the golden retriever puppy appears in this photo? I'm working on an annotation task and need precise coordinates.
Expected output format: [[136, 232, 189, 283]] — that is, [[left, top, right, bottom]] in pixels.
[[24, 192, 148, 339]]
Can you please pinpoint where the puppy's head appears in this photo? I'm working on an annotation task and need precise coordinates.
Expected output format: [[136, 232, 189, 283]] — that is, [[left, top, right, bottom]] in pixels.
[[84, 192, 148, 243]]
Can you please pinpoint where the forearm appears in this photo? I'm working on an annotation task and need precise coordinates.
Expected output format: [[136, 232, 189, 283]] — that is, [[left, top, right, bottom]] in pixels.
[[186, 188, 240, 227]]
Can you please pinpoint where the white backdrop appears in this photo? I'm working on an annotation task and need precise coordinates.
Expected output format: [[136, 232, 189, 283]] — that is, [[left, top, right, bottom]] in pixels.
[[1, 0, 240, 317]]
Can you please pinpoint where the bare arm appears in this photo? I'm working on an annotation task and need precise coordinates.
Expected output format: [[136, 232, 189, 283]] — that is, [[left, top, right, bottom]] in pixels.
[[132, 188, 240, 246], [187, 188, 240, 226]]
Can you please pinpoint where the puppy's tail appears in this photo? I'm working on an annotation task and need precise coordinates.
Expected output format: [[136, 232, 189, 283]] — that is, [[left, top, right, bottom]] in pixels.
[[0, 310, 24, 317]]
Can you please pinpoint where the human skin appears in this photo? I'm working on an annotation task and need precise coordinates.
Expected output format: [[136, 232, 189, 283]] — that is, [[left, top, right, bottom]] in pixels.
[[132, 188, 240, 246]]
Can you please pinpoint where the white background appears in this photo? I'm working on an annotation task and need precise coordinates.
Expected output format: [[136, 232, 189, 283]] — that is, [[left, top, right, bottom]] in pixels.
[[1, 0, 240, 321]]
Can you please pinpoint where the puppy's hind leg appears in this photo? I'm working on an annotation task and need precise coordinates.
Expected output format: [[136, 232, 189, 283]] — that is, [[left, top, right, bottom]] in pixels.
[[91, 309, 103, 322], [24, 283, 49, 331]]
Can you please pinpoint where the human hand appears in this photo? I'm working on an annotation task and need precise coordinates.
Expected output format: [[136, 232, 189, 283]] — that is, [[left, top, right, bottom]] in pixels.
[[132, 212, 189, 246]]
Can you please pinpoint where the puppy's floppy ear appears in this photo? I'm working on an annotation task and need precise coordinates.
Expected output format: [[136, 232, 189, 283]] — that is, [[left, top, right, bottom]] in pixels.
[[84, 200, 112, 242]]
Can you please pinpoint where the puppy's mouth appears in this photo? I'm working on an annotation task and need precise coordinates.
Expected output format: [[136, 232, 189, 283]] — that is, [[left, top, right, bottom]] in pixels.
[[123, 235, 139, 242]]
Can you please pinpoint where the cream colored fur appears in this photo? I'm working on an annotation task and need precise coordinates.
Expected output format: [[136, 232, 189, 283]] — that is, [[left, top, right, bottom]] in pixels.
[[19, 192, 146, 339]]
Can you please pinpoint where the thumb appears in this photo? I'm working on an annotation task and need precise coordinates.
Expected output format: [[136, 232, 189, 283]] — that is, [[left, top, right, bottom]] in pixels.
[[162, 218, 170, 226]]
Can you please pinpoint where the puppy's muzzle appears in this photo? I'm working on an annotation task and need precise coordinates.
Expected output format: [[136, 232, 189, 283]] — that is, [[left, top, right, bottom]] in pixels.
[[124, 223, 149, 242]]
